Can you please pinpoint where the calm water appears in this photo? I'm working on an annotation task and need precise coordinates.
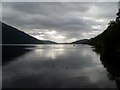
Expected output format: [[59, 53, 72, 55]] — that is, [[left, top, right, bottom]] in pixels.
[[2, 44, 117, 88]]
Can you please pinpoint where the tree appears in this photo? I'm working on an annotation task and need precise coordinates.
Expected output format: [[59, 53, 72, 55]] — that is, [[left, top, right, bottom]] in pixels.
[[116, 9, 120, 23], [108, 20, 116, 26]]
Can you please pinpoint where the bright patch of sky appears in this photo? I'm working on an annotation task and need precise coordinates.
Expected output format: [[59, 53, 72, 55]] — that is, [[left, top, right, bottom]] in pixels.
[[2, 2, 118, 43]]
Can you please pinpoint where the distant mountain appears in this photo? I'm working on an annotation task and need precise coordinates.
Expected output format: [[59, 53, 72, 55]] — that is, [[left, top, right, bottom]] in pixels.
[[2, 22, 57, 44], [71, 39, 89, 44], [42, 40, 57, 44]]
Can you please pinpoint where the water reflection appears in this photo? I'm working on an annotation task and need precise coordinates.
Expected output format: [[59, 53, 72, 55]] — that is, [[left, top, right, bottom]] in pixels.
[[2, 44, 117, 88], [33, 48, 65, 60], [98, 47, 120, 90], [2, 45, 33, 65]]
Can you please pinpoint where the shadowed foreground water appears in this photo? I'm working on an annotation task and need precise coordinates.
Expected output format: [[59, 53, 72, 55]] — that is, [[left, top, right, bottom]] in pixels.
[[2, 44, 117, 88]]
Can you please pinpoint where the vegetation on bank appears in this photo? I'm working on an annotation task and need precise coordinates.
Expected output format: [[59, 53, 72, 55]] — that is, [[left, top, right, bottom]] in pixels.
[[86, 9, 120, 88], [87, 9, 120, 53]]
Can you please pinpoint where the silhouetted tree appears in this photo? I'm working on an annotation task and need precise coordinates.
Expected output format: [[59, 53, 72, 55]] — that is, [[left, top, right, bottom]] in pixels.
[[116, 9, 120, 16], [108, 20, 116, 26], [116, 9, 120, 23]]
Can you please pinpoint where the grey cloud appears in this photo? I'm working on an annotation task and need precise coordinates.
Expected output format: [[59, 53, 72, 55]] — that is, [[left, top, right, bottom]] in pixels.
[[2, 2, 117, 42], [2, 0, 120, 2]]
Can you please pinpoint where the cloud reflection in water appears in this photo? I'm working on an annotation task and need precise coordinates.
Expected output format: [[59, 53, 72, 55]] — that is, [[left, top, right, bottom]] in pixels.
[[2, 44, 116, 88]]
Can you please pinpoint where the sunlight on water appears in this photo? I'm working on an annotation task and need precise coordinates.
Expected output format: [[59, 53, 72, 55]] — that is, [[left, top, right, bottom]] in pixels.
[[2, 44, 116, 88]]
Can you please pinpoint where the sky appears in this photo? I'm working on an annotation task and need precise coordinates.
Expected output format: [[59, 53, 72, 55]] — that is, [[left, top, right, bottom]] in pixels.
[[2, 2, 119, 43]]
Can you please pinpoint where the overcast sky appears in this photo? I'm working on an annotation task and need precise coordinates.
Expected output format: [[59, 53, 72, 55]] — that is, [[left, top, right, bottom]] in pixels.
[[2, 2, 118, 43]]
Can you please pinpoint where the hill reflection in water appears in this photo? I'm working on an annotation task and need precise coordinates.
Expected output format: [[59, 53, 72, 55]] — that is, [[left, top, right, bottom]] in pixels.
[[2, 44, 117, 88], [98, 47, 120, 90]]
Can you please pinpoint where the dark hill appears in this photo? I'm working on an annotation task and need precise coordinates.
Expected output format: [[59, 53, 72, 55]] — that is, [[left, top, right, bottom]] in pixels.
[[87, 9, 120, 88], [88, 22, 120, 49], [71, 39, 89, 44], [2, 22, 57, 44], [86, 9, 120, 52]]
